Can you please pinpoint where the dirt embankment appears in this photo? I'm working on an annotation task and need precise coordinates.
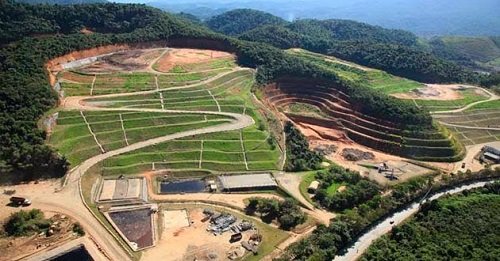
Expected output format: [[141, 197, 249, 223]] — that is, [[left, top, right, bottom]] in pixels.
[[154, 48, 235, 72], [392, 84, 489, 101], [46, 44, 131, 73]]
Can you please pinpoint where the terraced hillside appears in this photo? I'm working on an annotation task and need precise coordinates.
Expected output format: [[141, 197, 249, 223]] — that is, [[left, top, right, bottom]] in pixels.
[[262, 77, 464, 162], [433, 100, 500, 146], [49, 111, 232, 165], [51, 51, 280, 176], [288, 49, 490, 112]]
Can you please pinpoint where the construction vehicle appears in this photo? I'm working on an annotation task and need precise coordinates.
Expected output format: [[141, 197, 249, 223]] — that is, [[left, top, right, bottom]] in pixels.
[[10, 196, 31, 206], [230, 233, 242, 243]]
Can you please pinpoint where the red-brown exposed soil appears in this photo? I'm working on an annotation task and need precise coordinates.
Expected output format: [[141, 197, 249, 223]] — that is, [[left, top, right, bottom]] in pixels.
[[59, 71, 94, 83], [261, 77, 459, 161], [154, 48, 234, 73]]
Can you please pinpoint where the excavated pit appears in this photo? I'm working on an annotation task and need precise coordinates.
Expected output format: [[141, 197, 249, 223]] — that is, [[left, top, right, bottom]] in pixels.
[[263, 77, 463, 161]]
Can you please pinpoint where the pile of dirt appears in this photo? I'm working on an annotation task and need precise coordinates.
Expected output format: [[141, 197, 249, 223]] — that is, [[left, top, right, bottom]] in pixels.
[[341, 148, 374, 161], [314, 144, 338, 156]]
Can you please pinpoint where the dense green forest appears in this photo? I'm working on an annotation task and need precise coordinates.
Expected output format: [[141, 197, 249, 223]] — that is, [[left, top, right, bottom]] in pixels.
[[0, 2, 173, 43], [287, 19, 417, 46], [283, 122, 323, 172], [313, 166, 381, 211], [362, 182, 500, 261], [238, 24, 477, 83], [246, 197, 306, 230], [206, 9, 288, 36]]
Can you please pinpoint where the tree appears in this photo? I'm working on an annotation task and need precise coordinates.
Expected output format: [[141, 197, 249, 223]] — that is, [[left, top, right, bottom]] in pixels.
[[4, 209, 50, 236]]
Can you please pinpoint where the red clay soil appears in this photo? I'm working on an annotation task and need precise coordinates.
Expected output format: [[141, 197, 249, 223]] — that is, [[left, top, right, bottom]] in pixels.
[[296, 122, 350, 143], [262, 79, 460, 161], [154, 48, 234, 72], [59, 71, 95, 83]]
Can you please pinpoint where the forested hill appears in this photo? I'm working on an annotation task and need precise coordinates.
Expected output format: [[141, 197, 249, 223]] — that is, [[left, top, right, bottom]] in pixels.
[[288, 19, 418, 46], [0, 1, 173, 43], [206, 9, 417, 46], [239, 24, 476, 83], [206, 9, 288, 36], [204, 8, 476, 84]]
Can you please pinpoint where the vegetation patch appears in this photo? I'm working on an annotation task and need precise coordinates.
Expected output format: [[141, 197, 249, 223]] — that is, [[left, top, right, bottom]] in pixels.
[[246, 197, 307, 230], [362, 182, 500, 261], [287, 49, 424, 94], [284, 122, 323, 172], [313, 165, 381, 211], [3, 209, 51, 237]]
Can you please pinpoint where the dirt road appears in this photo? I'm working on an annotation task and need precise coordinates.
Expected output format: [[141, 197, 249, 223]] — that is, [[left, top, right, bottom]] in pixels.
[[0, 67, 256, 260], [451, 141, 500, 173], [431, 86, 499, 115]]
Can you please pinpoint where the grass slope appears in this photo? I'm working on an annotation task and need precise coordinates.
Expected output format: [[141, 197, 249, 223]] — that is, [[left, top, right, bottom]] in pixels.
[[286, 49, 424, 94], [49, 110, 231, 166], [89, 70, 280, 175]]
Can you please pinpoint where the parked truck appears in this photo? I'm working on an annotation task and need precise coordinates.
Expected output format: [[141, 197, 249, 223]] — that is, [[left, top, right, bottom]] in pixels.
[[10, 197, 31, 206]]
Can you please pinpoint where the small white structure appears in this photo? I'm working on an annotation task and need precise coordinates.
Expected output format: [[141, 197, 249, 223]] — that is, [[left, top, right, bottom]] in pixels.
[[218, 173, 277, 192], [308, 180, 320, 194]]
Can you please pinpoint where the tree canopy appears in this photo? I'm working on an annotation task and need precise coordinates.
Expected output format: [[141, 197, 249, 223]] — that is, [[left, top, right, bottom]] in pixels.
[[283, 122, 323, 172], [362, 182, 500, 261], [206, 8, 289, 36]]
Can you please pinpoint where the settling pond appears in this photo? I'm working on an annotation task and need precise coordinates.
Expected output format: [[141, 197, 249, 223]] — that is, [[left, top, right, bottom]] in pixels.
[[159, 179, 206, 194], [49, 245, 93, 261]]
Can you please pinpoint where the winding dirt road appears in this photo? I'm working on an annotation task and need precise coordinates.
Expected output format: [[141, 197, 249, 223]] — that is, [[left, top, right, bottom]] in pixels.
[[431, 86, 499, 115], [4, 68, 256, 261]]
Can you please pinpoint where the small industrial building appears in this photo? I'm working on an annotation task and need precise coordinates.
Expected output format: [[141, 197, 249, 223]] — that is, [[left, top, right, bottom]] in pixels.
[[307, 180, 320, 194], [218, 173, 277, 192], [482, 145, 500, 163]]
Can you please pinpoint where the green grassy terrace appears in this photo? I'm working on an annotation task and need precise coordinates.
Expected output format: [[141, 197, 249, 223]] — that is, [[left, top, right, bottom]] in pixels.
[[49, 110, 232, 166], [286, 49, 424, 94]]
